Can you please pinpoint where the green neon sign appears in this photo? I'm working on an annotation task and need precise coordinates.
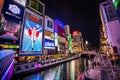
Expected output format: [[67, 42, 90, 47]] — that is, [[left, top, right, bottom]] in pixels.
[[68, 34, 72, 50], [113, 0, 120, 9]]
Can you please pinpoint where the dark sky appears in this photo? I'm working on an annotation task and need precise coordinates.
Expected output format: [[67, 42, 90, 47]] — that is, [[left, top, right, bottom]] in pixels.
[[40, 0, 105, 48]]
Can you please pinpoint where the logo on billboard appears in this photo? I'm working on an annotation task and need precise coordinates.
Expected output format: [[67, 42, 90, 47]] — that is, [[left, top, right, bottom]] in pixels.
[[44, 39, 55, 49], [8, 4, 20, 14]]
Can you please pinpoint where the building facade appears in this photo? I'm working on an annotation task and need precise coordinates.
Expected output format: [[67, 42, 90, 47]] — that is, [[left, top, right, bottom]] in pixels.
[[99, 0, 120, 56], [72, 31, 84, 53]]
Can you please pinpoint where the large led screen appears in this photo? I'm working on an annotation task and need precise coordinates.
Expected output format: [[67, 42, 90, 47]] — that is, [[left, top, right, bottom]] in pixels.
[[21, 19, 43, 52]]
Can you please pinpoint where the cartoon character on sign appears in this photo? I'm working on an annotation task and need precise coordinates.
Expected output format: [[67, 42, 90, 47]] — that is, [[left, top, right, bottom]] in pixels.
[[27, 21, 41, 50]]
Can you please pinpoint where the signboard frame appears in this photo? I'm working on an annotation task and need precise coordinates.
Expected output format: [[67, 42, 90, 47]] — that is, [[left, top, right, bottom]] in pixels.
[[20, 8, 43, 56], [27, 0, 45, 15]]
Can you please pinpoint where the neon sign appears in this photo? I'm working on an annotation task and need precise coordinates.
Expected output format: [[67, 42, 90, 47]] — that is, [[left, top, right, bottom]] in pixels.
[[72, 31, 79, 36]]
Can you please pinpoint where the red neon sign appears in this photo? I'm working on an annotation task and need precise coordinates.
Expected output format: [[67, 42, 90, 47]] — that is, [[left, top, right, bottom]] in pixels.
[[72, 31, 79, 35]]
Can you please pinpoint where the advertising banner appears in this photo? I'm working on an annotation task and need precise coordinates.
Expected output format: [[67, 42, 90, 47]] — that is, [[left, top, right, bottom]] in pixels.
[[2, 0, 24, 21], [55, 32, 58, 46], [68, 34, 72, 50], [58, 36, 66, 43], [44, 30, 54, 40], [44, 39, 55, 49], [21, 9, 43, 53], [44, 15, 54, 32], [58, 25, 65, 38], [54, 19, 65, 33]]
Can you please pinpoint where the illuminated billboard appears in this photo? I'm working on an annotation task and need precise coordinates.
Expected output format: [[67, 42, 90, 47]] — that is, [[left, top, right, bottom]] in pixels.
[[21, 9, 43, 53], [2, 0, 24, 21], [44, 30, 54, 40], [58, 25, 65, 38], [44, 16, 54, 32], [112, 0, 120, 9], [26, 0, 45, 15], [21, 19, 43, 52], [0, 0, 4, 11], [54, 19, 65, 38], [55, 32, 58, 46], [0, 0, 24, 45], [68, 34, 72, 50], [44, 39, 55, 49], [54, 19, 65, 33], [72, 31, 79, 36], [58, 36, 66, 43]]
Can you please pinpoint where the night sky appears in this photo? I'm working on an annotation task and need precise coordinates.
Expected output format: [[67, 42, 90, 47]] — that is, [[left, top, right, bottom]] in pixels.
[[40, 0, 105, 49]]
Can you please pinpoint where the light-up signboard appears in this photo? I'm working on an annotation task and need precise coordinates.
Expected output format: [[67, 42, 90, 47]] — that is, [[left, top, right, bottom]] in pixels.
[[27, 0, 45, 15], [55, 32, 58, 46], [0, 0, 4, 11], [21, 9, 43, 53], [68, 34, 72, 50], [44, 39, 55, 49], [44, 16, 54, 32], [72, 31, 79, 36], [112, 0, 120, 9], [58, 25, 65, 38], [2, 0, 24, 21], [44, 30, 54, 40], [54, 19, 65, 33], [0, 0, 24, 45]]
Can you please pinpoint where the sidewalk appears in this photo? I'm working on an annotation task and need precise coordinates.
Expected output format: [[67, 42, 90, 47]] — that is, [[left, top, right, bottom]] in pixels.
[[78, 54, 120, 80]]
